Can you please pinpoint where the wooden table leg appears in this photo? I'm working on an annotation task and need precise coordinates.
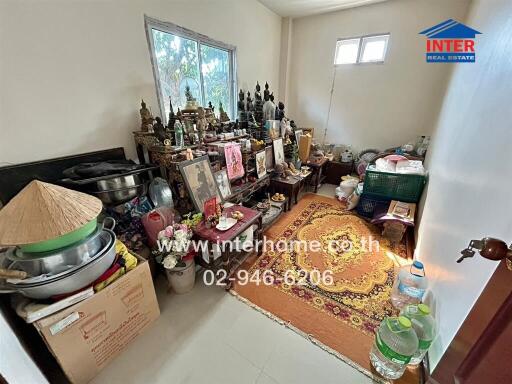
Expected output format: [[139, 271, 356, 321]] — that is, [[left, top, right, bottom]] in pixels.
[[257, 217, 263, 256], [313, 168, 320, 193], [294, 184, 299, 206]]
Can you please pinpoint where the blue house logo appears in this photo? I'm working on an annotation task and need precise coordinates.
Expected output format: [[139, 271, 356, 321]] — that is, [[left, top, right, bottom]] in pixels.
[[420, 19, 482, 63]]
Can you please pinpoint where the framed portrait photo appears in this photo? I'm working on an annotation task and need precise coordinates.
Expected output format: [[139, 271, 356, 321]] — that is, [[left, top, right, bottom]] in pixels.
[[255, 150, 267, 179], [273, 138, 285, 166], [179, 156, 222, 212], [214, 169, 232, 200]]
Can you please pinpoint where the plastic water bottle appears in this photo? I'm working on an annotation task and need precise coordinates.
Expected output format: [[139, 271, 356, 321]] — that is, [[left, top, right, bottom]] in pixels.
[[400, 304, 436, 366], [370, 316, 419, 380], [390, 261, 428, 309]]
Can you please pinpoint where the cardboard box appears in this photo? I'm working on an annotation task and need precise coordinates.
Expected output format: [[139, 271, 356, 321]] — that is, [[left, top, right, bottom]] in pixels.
[[34, 259, 160, 383]]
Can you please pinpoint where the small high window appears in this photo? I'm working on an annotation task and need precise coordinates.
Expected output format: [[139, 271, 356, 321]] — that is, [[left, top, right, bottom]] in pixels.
[[334, 34, 389, 65]]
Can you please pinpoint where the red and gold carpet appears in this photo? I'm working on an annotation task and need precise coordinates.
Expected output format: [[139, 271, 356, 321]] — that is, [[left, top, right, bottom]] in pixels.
[[232, 194, 410, 379]]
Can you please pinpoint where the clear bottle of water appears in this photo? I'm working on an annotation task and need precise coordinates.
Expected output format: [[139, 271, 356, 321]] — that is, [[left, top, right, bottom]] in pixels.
[[370, 316, 419, 380], [390, 261, 428, 309], [400, 303, 436, 366]]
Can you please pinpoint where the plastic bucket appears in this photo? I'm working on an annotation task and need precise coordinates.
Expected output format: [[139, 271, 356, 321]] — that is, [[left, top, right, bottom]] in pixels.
[[165, 259, 196, 294]]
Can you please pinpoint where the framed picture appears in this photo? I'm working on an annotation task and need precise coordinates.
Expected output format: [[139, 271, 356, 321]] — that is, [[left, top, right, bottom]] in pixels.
[[255, 150, 267, 179], [214, 169, 232, 200], [204, 197, 217, 219], [179, 156, 222, 212], [265, 146, 274, 172], [294, 129, 303, 145], [224, 143, 244, 180], [273, 138, 285, 166]]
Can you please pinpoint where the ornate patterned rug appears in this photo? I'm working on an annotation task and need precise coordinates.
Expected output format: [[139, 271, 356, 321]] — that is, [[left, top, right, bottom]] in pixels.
[[232, 194, 409, 380]]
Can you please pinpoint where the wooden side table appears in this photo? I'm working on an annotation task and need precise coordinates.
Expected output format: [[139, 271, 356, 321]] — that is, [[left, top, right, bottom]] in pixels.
[[324, 160, 354, 184], [270, 171, 312, 210], [270, 177, 299, 211], [194, 205, 262, 288], [307, 158, 329, 193]]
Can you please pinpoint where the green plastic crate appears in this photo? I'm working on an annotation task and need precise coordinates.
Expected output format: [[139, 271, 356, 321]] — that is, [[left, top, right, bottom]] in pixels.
[[363, 166, 427, 203]]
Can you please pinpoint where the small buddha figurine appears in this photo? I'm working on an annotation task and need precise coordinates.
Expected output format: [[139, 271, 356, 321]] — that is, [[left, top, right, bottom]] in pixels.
[[237, 89, 245, 111], [196, 107, 207, 141], [153, 116, 167, 143], [255, 82, 262, 101], [263, 82, 270, 101], [281, 117, 292, 144], [184, 84, 198, 110], [246, 91, 253, 111], [139, 99, 154, 132], [276, 101, 285, 121], [219, 102, 230, 122], [174, 119, 185, 148], [262, 92, 276, 122]]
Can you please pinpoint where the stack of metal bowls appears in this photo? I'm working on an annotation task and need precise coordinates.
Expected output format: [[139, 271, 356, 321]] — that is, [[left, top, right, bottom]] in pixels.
[[88, 174, 147, 206], [0, 220, 117, 299]]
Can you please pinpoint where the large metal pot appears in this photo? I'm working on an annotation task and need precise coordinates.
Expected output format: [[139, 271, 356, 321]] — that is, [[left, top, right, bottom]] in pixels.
[[91, 183, 146, 205], [0, 229, 117, 299], [91, 174, 142, 192], [6, 218, 115, 276]]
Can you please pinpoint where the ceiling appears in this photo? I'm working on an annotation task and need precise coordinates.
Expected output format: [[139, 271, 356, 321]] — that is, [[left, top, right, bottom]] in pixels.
[[259, 0, 388, 18]]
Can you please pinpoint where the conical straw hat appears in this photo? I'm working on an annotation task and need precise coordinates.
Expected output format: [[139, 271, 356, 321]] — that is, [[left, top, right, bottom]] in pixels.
[[0, 180, 102, 246]]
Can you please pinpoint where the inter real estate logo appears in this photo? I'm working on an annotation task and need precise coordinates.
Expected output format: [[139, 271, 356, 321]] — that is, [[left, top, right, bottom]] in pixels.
[[420, 19, 481, 63]]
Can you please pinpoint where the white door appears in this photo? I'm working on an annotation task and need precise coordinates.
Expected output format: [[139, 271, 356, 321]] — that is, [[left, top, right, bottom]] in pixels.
[[414, 0, 512, 370]]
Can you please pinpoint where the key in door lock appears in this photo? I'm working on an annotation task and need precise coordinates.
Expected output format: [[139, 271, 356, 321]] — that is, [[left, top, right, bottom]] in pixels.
[[459, 237, 512, 270]]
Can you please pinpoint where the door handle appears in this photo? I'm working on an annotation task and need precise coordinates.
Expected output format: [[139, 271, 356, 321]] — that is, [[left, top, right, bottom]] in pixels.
[[458, 237, 512, 270]]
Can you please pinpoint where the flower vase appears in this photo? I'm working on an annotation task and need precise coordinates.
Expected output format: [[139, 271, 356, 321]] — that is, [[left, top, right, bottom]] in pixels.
[[165, 258, 196, 294]]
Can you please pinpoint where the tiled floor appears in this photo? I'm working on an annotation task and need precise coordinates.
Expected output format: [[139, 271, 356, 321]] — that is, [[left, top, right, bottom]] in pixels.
[[92, 185, 376, 384]]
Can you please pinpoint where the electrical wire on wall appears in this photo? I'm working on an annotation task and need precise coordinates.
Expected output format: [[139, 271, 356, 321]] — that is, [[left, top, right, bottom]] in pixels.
[[321, 66, 338, 146]]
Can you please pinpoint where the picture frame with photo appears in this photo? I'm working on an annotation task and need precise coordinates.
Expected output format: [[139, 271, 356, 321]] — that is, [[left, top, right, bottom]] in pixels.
[[255, 150, 267, 179], [179, 156, 222, 212], [273, 138, 285, 166], [265, 146, 274, 172], [214, 169, 232, 200], [224, 143, 244, 180]]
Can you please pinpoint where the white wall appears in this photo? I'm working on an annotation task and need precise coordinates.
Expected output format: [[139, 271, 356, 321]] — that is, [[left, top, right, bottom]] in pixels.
[[0, 312, 48, 383], [286, 0, 470, 151], [0, 0, 281, 165], [415, 0, 512, 370]]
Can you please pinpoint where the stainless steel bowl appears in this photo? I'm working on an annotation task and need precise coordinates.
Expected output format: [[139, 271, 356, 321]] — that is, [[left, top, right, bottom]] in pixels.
[[5, 218, 115, 276], [0, 229, 117, 299], [93, 174, 142, 191], [91, 183, 146, 205], [7, 229, 112, 284]]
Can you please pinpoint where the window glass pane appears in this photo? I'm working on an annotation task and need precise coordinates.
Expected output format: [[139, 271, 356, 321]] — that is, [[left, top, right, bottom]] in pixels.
[[152, 28, 202, 123], [334, 38, 360, 64], [360, 35, 389, 62], [200, 44, 231, 119]]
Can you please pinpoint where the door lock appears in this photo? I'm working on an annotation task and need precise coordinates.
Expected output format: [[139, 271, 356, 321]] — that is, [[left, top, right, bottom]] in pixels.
[[459, 237, 512, 270]]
